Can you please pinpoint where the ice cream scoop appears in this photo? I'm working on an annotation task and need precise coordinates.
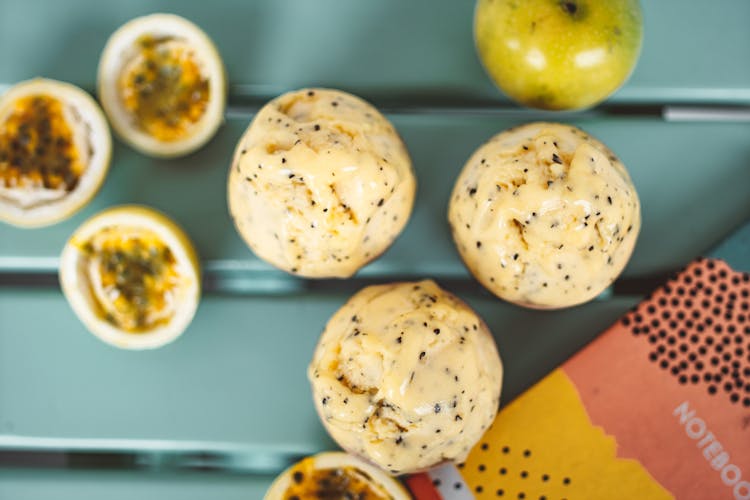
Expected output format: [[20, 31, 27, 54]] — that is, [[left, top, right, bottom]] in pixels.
[[448, 122, 640, 309], [308, 280, 503, 475], [228, 88, 416, 278]]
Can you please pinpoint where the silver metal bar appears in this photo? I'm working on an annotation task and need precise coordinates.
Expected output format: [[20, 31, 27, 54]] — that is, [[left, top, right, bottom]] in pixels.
[[0, 435, 304, 474], [664, 106, 750, 122]]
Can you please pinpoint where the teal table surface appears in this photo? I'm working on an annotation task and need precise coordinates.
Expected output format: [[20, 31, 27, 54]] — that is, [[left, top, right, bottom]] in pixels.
[[1, 0, 749, 498], [2, 0, 750, 105], [0, 469, 275, 500]]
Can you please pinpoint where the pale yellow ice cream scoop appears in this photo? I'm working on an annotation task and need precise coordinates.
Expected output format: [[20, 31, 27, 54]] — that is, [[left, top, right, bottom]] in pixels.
[[308, 280, 503, 475], [228, 88, 416, 278], [448, 122, 640, 309]]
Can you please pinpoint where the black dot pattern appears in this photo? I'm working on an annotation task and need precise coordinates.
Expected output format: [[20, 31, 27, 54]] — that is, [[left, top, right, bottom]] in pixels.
[[457, 445, 573, 499], [622, 259, 750, 408]]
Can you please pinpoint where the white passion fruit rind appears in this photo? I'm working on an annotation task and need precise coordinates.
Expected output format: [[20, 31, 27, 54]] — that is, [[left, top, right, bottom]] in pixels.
[[0, 78, 111, 228], [59, 205, 201, 349], [98, 13, 226, 157]]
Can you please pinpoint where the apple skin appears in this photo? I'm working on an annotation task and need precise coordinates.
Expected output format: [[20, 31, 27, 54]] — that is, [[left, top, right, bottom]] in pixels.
[[474, 0, 643, 110]]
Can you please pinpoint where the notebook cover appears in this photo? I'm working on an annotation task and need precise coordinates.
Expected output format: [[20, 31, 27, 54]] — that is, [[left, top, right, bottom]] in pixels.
[[407, 257, 750, 500]]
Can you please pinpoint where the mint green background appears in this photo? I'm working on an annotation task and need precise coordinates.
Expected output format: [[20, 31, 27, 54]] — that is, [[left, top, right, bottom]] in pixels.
[[1, 0, 749, 498], [2, 0, 750, 103]]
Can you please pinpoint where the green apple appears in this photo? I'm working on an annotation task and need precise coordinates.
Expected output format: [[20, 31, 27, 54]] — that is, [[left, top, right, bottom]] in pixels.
[[474, 0, 643, 110]]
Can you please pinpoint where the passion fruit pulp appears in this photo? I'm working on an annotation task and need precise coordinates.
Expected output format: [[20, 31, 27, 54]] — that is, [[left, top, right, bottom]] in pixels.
[[1, 95, 82, 192], [118, 34, 211, 142]]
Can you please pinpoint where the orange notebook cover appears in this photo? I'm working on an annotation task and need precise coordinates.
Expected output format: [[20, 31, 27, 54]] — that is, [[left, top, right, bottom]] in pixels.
[[407, 258, 750, 500]]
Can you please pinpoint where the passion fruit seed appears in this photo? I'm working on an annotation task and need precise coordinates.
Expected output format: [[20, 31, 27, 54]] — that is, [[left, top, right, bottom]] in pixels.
[[0, 95, 81, 191], [120, 35, 210, 142]]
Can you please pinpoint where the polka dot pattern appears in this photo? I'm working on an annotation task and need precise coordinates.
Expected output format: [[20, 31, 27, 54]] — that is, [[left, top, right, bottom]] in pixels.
[[456, 444, 573, 499], [622, 258, 750, 408]]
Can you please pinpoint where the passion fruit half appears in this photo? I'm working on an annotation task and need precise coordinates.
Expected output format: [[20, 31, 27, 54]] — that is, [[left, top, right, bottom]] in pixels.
[[264, 452, 411, 500], [97, 13, 226, 157], [0, 79, 111, 228], [59, 205, 201, 349]]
